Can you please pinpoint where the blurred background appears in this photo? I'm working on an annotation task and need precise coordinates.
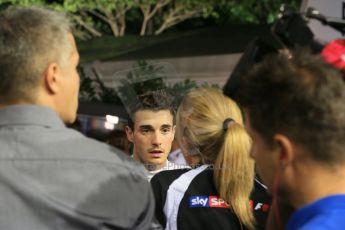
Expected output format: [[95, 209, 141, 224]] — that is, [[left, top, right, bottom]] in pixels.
[[1, 0, 344, 153]]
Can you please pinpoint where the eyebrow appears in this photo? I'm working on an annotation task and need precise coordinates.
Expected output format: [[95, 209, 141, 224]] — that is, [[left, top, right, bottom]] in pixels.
[[139, 125, 154, 130], [138, 124, 172, 130]]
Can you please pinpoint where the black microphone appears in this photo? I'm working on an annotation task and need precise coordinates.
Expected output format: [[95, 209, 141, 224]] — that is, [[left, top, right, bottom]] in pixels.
[[306, 7, 345, 35]]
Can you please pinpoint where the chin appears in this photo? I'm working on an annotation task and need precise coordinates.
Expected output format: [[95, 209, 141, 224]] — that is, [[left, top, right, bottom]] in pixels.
[[148, 158, 165, 166]]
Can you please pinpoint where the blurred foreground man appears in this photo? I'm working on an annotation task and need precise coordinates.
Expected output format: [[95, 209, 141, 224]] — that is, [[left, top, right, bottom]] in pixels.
[[0, 6, 154, 229], [238, 50, 345, 230]]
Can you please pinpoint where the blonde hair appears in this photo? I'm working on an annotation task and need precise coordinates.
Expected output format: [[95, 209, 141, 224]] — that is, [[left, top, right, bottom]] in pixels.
[[176, 87, 255, 229]]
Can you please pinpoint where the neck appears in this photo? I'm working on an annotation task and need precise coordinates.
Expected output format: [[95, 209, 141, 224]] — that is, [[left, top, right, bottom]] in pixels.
[[288, 161, 345, 209], [146, 162, 167, 172], [0, 100, 33, 108]]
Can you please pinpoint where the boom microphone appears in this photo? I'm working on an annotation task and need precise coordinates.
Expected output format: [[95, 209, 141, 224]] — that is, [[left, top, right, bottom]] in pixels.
[[306, 7, 345, 35]]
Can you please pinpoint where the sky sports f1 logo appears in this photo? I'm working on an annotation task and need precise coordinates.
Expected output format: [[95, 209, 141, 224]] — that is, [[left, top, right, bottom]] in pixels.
[[189, 196, 230, 208], [189, 196, 270, 211]]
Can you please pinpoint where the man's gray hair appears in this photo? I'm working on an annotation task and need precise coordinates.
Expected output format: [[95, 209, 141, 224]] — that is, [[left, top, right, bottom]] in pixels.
[[0, 6, 72, 103]]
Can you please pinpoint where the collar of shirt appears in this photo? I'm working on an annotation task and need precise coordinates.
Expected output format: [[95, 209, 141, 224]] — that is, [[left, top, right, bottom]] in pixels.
[[287, 195, 345, 230], [0, 105, 65, 128], [147, 161, 173, 181]]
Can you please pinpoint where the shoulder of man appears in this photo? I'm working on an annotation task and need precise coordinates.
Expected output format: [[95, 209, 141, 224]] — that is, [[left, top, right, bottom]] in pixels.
[[66, 129, 147, 177], [52, 129, 154, 229]]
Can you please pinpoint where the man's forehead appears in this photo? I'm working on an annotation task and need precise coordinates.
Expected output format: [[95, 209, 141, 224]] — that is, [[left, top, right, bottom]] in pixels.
[[134, 110, 173, 127]]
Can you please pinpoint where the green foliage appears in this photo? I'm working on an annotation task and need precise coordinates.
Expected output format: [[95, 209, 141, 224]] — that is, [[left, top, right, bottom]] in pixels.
[[79, 60, 214, 109], [153, 0, 215, 34], [215, 0, 302, 24], [116, 60, 167, 106], [119, 60, 166, 93], [1, 0, 302, 38], [62, 0, 138, 13], [0, 0, 44, 7], [79, 67, 122, 104], [3, 0, 43, 5], [166, 79, 198, 108]]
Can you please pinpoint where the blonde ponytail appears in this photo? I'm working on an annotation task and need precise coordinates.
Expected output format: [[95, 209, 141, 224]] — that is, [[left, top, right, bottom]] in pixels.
[[214, 123, 255, 230], [176, 87, 256, 229]]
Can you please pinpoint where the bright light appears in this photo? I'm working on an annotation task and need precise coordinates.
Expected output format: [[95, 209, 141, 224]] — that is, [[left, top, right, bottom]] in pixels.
[[104, 121, 115, 130], [105, 115, 119, 124]]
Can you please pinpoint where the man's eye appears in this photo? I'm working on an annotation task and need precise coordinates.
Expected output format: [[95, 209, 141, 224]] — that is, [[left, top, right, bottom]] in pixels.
[[141, 129, 150, 134], [161, 128, 170, 134]]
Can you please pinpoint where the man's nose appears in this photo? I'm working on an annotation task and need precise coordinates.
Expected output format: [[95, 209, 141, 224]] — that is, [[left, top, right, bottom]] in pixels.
[[152, 131, 162, 146]]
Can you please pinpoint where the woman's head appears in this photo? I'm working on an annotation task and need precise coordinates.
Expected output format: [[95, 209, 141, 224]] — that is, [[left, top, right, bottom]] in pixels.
[[176, 87, 255, 229], [176, 87, 244, 163]]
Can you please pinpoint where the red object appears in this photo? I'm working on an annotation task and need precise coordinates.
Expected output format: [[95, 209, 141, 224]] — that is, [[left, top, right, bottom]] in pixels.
[[321, 39, 345, 70], [209, 196, 230, 208]]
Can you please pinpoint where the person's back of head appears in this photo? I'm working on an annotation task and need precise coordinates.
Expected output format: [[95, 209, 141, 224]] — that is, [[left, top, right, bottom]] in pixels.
[[238, 48, 345, 230], [0, 6, 79, 124], [176, 87, 255, 230], [238, 49, 345, 165]]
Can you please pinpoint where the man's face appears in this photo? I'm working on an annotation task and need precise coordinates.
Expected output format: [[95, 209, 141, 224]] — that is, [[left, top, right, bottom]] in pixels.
[[126, 110, 175, 170], [245, 111, 278, 193], [58, 33, 80, 124]]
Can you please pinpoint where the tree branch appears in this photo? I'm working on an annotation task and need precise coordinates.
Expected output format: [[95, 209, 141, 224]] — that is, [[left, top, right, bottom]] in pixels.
[[73, 15, 102, 37], [87, 9, 110, 24], [155, 6, 203, 34], [149, 0, 171, 19], [139, 0, 172, 35]]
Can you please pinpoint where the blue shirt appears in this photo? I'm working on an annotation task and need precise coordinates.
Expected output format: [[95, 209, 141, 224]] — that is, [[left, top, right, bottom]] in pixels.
[[287, 195, 345, 230]]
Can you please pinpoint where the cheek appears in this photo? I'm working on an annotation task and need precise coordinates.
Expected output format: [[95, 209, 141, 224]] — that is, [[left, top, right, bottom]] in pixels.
[[135, 135, 149, 147], [164, 133, 174, 145], [74, 72, 80, 91], [169, 133, 175, 141]]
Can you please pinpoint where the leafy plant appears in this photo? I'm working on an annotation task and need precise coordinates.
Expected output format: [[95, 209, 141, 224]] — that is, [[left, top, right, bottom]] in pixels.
[[166, 79, 197, 108], [79, 60, 216, 109], [78, 66, 122, 104], [116, 60, 167, 107]]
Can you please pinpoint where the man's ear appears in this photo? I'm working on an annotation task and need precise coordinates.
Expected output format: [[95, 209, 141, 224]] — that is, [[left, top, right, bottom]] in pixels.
[[273, 134, 295, 169], [125, 126, 134, 143], [43, 62, 60, 94]]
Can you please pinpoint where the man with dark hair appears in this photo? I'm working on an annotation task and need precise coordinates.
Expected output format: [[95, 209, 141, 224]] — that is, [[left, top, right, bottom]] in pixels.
[[126, 90, 185, 181], [237, 49, 345, 229], [0, 6, 153, 229]]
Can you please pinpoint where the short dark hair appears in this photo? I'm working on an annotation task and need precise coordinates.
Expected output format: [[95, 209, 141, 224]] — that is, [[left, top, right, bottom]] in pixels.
[[237, 49, 345, 164], [127, 90, 175, 130]]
